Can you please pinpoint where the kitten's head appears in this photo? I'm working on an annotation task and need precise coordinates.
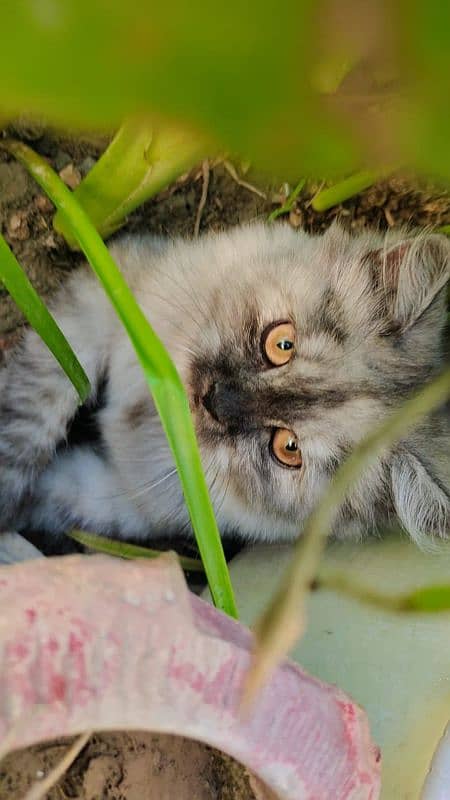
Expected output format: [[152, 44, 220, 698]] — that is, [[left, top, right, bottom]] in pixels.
[[159, 223, 450, 542]]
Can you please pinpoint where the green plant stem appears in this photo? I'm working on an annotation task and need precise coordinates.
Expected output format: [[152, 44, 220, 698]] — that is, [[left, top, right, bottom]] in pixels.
[[67, 529, 204, 573], [268, 179, 305, 222], [311, 169, 385, 212], [249, 367, 450, 692], [437, 224, 450, 236], [1, 138, 237, 618], [0, 233, 90, 402], [315, 570, 450, 614], [285, 366, 450, 610], [54, 118, 210, 246]]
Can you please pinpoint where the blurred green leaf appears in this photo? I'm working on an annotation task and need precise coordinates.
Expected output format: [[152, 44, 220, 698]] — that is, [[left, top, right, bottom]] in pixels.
[[67, 529, 204, 573], [0, 1, 356, 177], [315, 569, 450, 614], [0, 233, 90, 402], [54, 118, 210, 245], [311, 169, 387, 212], [2, 2, 450, 177], [403, 584, 450, 612], [3, 138, 237, 619]]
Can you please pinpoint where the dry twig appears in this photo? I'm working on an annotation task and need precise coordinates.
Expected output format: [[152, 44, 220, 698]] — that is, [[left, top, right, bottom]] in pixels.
[[223, 160, 267, 199], [22, 732, 91, 800], [193, 160, 210, 237]]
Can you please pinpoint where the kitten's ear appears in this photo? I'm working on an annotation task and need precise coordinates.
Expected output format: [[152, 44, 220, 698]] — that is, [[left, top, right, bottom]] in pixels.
[[368, 234, 450, 331], [391, 451, 449, 544]]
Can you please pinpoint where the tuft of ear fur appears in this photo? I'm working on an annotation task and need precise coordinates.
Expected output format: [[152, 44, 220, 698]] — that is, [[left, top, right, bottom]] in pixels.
[[391, 451, 449, 545], [369, 233, 450, 332]]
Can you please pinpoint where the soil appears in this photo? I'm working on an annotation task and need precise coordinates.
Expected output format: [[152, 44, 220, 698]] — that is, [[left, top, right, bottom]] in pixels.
[[0, 732, 262, 800], [1, 124, 450, 799], [1, 122, 449, 342]]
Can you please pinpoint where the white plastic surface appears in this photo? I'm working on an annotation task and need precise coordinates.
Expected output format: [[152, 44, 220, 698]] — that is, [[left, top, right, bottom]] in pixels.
[[218, 537, 450, 800]]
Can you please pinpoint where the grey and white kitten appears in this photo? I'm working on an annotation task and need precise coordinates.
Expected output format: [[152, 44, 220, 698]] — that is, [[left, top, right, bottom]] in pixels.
[[0, 222, 449, 545]]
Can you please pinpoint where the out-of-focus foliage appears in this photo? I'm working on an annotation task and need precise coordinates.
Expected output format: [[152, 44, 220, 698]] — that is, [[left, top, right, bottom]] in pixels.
[[54, 118, 210, 245], [1, 1, 449, 179]]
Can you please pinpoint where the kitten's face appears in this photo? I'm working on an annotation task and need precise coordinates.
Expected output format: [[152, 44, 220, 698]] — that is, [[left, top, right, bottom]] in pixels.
[[143, 223, 449, 541]]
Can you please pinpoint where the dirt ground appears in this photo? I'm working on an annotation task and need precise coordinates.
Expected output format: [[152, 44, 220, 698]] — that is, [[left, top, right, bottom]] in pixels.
[[0, 732, 262, 800], [1, 120, 450, 342], [1, 123, 450, 799]]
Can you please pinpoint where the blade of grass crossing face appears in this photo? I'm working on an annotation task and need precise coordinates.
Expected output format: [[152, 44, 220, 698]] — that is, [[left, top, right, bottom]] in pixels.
[[0, 234, 90, 402], [1, 139, 237, 618]]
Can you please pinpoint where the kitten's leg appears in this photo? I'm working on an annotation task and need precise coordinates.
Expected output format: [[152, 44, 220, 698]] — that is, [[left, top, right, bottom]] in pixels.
[[0, 274, 112, 528], [17, 447, 147, 539]]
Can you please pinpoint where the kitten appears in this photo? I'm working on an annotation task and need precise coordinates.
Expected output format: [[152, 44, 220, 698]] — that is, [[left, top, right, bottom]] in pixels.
[[0, 222, 448, 546]]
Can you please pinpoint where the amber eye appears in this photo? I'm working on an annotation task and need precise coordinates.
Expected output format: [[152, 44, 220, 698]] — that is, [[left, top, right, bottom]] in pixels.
[[262, 321, 295, 366], [270, 428, 302, 469]]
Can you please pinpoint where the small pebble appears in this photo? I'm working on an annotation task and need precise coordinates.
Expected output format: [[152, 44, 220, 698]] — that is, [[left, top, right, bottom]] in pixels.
[[35, 770, 44, 779], [59, 163, 81, 190], [35, 194, 54, 213], [43, 233, 58, 249], [289, 208, 303, 228], [7, 211, 29, 240]]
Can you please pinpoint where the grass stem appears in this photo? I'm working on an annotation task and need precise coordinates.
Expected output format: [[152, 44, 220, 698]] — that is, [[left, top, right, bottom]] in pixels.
[[0, 233, 90, 402], [1, 138, 237, 618]]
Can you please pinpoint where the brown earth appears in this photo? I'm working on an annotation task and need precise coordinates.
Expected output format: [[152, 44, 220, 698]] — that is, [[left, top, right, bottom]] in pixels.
[[1, 123, 449, 342], [0, 732, 265, 800], [1, 124, 449, 799]]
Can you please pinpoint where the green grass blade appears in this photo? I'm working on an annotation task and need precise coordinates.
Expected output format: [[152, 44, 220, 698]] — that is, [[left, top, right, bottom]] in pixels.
[[67, 529, 204, 573], [54, 118, 210, 246], [311, 169, 385, 212], [1, 139, 237, 618], [403, 584, 450, 612], [245, 366, 450, 698], [316, 570, 450, 614], [0, 233, 90, 402], [268, 179, 305, 222], [437, 224, 450, 236]]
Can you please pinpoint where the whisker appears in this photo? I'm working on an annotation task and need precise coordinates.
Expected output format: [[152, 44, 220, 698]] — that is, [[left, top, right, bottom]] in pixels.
[[163, 269, 210, 327], [214, 473, 231, 518], [149, 290, 205, 336], [94, 464, 176, 503], [130, 467, 178, 500]]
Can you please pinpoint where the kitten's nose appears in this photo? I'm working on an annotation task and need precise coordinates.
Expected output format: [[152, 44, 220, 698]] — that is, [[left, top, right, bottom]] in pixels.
[[201, 382, 220, 422], [201, 381, 245, 426]]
